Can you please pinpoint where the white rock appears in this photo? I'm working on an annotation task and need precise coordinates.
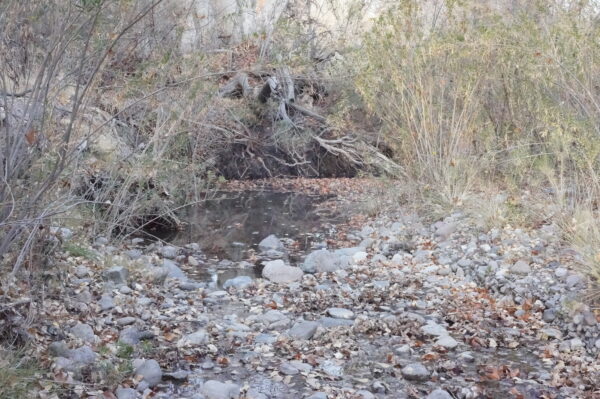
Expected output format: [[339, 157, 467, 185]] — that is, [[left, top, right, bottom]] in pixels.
[[262, 260, 303, 283], [177, 329, 208, 347], [327, 307, 355, 319]]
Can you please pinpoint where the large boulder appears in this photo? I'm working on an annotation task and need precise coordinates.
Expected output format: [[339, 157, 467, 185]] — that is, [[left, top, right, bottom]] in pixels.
[[258, 234, 285, 252], [262, 260, 303, 283]]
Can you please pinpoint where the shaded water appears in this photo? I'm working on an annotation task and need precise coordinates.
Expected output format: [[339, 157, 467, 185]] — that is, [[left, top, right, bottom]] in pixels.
[[165, 190, 347, 285]]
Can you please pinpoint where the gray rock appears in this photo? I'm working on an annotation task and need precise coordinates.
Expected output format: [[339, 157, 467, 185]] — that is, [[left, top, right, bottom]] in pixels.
[[223, 276, 253, 290], [49, 341, 70, 357], [435, 223, 457, 240], [318, 317, 354, 328], [179, 282, 204, 291], [583, 311, 597, 326], [104, 266, 128, 285], [327, 307, 354, 319], [178, 329, 208, 347], [421, 321, 449, 337], [279, 362, 299, 375], [116, 317, 137, 326], [160, 245, 178, 259], [555, 267, 568, 278], [566, 274, 584, 288], [125, 249, 142, 260], [541, 328, 562, 340], [307, 393, 328, 399], [70, 323, 97, 343], [134, 359, 162, 387], [74, 265, 91, 278], [320, 360, 343, 377], [99, 294, 115, 311], [288, 321, 319, 340], [162, 259, 187, 281], [258, 235, 285, 252], [119, 327, 143, 345], [436, 335, 459, 349], [68, 345, 97, 366], [356, 391, 375, 399], [262, 260, 303, 283], [401, 362, 430, 381], [510, 260, 531, 275], [164, 370, 190, 380], [543, 309, 557, 322], [116, 387, 137, 399], [426, 389, 453, 399], [302, 249, 343, 273], [201, 380, 240, 399]]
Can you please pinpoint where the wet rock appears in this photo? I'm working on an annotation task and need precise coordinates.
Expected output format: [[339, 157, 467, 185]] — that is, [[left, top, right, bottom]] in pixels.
[[223, 275, 253, 289], [288, 321, 319, 340], [70, 323, 97, 343], [510, 260, 531, 275], [401, 362, 430, 381], [178, 329, 209, 347], [116, 387, 137, 399], [201, 380, 240, 399], [426, 389, 453, 399], [327, 307, 354, 319], [134, 359, 162, 387], [104, 266, 128, 285], [302, 249, 344, 273], [262, 260, 303, 283], [258, 235, 285, 252]]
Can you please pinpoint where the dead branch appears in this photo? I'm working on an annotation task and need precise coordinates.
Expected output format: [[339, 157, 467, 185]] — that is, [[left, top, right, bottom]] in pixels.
[[218, 73, 251, 98]]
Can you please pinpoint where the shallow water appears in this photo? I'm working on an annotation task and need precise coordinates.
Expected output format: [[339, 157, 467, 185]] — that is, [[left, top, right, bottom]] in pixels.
[[166, 190, 347, 285]]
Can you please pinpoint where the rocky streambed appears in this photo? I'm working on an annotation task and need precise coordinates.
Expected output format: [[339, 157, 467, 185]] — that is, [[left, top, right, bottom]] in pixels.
[[18, 188, 600, 399]]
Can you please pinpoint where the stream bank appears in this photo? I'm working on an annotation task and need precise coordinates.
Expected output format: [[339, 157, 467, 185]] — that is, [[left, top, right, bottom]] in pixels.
[[9, 179, 600, 398]]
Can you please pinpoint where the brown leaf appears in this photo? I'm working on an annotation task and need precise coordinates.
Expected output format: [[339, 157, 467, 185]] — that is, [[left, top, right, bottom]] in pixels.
[[25, 129, 37, 146]]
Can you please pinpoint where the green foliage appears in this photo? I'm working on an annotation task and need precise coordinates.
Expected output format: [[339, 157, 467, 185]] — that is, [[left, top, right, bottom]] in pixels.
[[0, 349, 40, 399], [63, 243, 98, 261]]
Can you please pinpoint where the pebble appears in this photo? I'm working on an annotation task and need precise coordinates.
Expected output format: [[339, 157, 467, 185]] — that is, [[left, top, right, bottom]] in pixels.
[[401, 362, 430, 381], [134, 359, 162, 387], [436, 335, 459, 349], [99, 294, 115, 311], [327, 307, 355, 319], [288, 321, 319, 340], [201, 380, 240, 399]]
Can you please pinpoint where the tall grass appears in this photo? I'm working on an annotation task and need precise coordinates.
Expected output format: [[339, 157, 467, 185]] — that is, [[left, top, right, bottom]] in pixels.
[[352, 0, 600, 290]]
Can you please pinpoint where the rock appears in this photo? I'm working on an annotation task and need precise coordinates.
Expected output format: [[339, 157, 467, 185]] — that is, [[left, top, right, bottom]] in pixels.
[[426, 389, 453, 399], [69, 323, 97, 343], [510, 260, 531, 275], [401, 362, 430, 381], [201, 380, 241, 399], [178, 329, 209, 347], [543, 309, 557, 322], [570, 338, 584, 350], [104, 266, 128, 285], [68, 345, 97, 366], [435, 223, 457, 240], [555, 267, 568, 278], [436, 335, 459, 349], [99, 294, 115, 311], [116, 387, 137, 399], [541, 328, 562, 340], [327, 307, 354, 319], [279, 362, 299, 375], [134, 359, 162, 387], [75, 265, 91, 278], [120, 327, 143, 345], [307, 393, 328, 399], [125, 249, 142, 260], [320, 360, 343, 377], [583, 311, 597, 326], [223, 275, 253, 289], [258, 235, 285, 252], [160, 245, 178, 259], [566, 274, 584, 288], [421, 321, 449, 337], [262, 260, 303, 283], [116, 317, 137, 326], [49, 341, 70, 357], [162, 259, 187, 280], [179, 282, 204, 291], [302, 249, 343, 273], [318, 317, 354, 328], [288, 321, 319, 340], [164, 370, 190, 380], [356, 391, 375, 399], [352, 251, 368, 262]]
